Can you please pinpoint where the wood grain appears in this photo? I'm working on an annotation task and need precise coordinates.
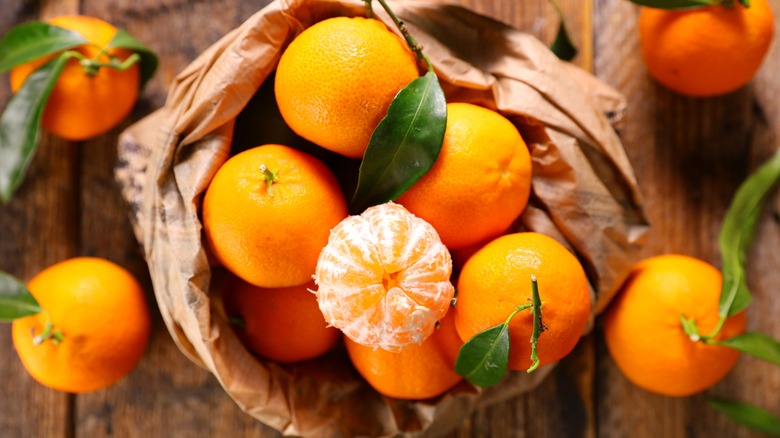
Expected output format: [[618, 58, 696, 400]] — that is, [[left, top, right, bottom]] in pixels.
[[1, 0, 779, 436]]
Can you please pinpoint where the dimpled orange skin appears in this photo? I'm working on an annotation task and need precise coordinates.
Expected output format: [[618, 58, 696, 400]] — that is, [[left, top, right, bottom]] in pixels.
[[639, 1, 774, 97], [455, 232, 590, 371], [12, 257, 150, 393], [603, 254, 746, 397], [203, 144, 348, 288], [274, 17, 419, 158], [315, 202, 454, 353], [345, 311, 463, 400], [10, 15, 140, 140], [397, 103, 532, 250], [222, 278, 341, 363]]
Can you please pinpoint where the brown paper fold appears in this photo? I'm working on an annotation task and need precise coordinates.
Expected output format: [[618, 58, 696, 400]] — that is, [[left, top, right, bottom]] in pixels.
[[116, 1, 649, 436]]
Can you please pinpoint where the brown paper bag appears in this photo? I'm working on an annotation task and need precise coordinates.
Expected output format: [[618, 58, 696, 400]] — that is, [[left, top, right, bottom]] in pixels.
[[115, 0, 649, 436]]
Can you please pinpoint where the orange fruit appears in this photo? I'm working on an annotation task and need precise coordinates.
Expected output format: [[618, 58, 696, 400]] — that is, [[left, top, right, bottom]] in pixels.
[[12, 257, 150, 393], [455, 232, 590, 371], [274, 16, 419, 158], [314, 202, 454, 352], [345, 311, 463, 400], [222, 277, 340, 363], [10, 15, 140, 140], [603, 254, 746, 397], [203, 144, 348, 288], [397, 103, 532, 250], [639, 1, 774, 97]]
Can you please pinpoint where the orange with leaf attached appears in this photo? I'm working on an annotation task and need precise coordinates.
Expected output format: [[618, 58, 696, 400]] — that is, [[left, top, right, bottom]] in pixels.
[[639, 1, 774, 97], [10, 15, 140, 140], [12, 257, 150, 393], [603, 254, 746, 396], [454, 232, 591, 371]]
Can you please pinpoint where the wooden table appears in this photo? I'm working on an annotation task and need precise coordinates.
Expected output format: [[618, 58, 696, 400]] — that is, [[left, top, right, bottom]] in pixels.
[[2, 0, 779, 436]]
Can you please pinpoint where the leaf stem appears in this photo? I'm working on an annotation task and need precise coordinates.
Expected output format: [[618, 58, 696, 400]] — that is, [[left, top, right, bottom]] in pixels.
[[363, 0, 374, 18], [528, 275, 544, 373], [259, 164, 278, 196], [32, 310, 63, 346], [373, 0, 435, 72]]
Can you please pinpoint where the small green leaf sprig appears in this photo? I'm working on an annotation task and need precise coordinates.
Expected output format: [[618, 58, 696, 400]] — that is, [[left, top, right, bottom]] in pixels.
[[677, 150, 780, 432], [0, 270, 60, 345], [454, 276, 545, 387], [0, 21, 157, 203]]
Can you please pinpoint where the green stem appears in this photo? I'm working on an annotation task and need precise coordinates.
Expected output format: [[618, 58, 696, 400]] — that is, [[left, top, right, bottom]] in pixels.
[[364, 0, 374, 18], [32, 310, 63, 346], [374, 0, 435, 73], [259, 164, 278, 196], [528, 275, 544, 373]]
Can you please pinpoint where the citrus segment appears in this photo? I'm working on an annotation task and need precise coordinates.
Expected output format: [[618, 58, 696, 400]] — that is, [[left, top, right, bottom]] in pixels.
[[315, 202, 454, 352]]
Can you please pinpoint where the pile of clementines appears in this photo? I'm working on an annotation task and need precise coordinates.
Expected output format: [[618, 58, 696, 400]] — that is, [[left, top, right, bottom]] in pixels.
[[201, 15, 593, 400]]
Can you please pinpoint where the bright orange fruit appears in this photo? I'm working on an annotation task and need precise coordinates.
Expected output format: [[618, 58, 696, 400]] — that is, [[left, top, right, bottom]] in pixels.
[[603, 254, 746, 396], [274, 17, 419, 158], [222, 277, 340, 363], [314, 202, 454, 352], [12, 257, 150, 393], [345, 312, 463, 400], [455, 232, 590, 370], [639, 2, 774, 97], [397, 103, 532, 250], [202, 144, 348, 288], [10, 15, 140, 140]]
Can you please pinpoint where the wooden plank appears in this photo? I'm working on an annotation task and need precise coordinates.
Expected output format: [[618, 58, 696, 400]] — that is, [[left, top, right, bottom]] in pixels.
[[593, 1, 780, 437]]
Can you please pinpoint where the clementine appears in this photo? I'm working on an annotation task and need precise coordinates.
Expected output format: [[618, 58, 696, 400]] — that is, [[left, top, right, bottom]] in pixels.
[[639, 1, 774, 97], [12, 257, 150, 393], [345, 312, 463, 400], [202, 144, 348, 288], [603, 254, 746, 397], [274, 16, 419, 158], [222, 278, 340, 363], [397, 103, 532, 250], [455, 232, 591, 371], [10, 15, 140, 140]]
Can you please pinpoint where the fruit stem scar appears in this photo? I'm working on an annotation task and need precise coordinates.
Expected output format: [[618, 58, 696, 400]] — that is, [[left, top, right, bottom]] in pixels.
[[259, 164, 279, 196], [679, 314, 704, 343], [32, 311, 64, 346]]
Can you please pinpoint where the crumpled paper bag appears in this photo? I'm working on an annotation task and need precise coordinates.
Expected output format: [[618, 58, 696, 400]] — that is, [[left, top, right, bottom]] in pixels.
[[114, 0, 649, 436]]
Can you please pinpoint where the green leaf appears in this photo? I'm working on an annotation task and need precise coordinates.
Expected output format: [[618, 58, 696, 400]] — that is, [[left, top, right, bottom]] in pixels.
[[454, 323, 510, 387], [627, 0, 712, 9], [709, 398, 780, 436], [717, 332, 780, 366], [349, 71, 447, 213], [106, 29, 158, 88], [548, 0, 577, 61], [0, 22, 87, 72], [718, 150, 780, 317], [0, 270, 42, 321], [0, 52, 71, 203]]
